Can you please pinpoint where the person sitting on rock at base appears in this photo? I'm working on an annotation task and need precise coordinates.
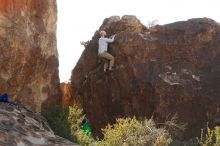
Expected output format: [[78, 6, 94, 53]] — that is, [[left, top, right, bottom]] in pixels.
[[98, 30, 115, 72]]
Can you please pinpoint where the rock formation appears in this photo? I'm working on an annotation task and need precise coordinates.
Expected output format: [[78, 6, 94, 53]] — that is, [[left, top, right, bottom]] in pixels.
[[60, 82, 80, 106], [0, 102, 79, 146], [0, 0, 60, 112], [71, 15, 220, 139]]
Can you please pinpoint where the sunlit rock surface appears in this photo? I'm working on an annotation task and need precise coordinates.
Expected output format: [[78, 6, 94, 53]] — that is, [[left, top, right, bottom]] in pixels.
[[0, 0, 61, 112]]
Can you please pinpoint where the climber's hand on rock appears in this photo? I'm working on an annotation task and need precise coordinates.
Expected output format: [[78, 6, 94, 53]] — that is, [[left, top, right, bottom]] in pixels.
[[80, 41, 86, 46], [110, 35, 115, 38]]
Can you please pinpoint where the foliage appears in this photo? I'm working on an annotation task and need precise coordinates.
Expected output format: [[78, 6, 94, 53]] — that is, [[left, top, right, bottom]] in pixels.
[[44, 103, 95, 145], [158, 114, 187, 135], [45, 104, 191, 146], [74, 129, 95, 145], [68, 105, 95, 145], [93, 117, 172, 146], [43, 103, 73, 140], [199, 126, 220, 146]]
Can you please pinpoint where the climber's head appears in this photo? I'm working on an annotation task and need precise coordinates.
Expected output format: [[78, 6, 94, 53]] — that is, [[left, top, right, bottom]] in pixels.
[[100, 30, 106, 37]]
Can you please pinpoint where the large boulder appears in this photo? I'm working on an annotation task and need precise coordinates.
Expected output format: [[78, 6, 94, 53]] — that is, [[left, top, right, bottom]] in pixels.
[[0, 0, 60, 112], [71, 15, 220, 139], [0, 102, 79, 146]]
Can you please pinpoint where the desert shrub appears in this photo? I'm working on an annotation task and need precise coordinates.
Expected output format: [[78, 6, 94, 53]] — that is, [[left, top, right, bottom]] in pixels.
[[45, 104, 186, 146], [94, 117, 172, 146], [74, 129, 95, 145], [68, 105, 95, 145], [199, 126, 220, 146], [158, 114, 186, 137], [43, 103, 73, 140], [44, 103, 94, 145]]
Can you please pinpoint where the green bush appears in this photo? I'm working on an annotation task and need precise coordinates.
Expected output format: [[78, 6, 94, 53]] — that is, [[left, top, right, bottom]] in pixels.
[[44, 104, 95, 145], [43, 103, 73, 140], [199, 126, 220, 146], [45, 104, 188, 146], [68, 105, 95, 145], [93, 117, 172, 146], [74, 129, 95, 145]]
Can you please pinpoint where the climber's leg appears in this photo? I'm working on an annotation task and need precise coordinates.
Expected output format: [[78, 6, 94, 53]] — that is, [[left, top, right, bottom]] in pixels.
[[103, 61, 108, 72], [98, 52, 114, 71], [109, 55, 114, 70]]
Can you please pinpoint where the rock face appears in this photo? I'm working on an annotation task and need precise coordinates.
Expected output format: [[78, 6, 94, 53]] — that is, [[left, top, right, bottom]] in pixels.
[[0, 102, 79, 146], [71, 15, 220, 138], [60, 82, 80, 106], [0, 0, 60, 112]]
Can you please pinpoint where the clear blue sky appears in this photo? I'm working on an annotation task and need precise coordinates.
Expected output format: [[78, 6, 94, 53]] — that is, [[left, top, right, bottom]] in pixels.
[[57, 0, 220, 82]]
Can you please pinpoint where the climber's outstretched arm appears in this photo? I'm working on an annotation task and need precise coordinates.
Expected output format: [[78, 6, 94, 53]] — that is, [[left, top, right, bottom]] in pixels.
[[80, 41, 89, 46]]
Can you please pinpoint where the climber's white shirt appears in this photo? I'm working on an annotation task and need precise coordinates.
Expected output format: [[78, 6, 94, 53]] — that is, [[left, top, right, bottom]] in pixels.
[[98, 36, 115, 54]]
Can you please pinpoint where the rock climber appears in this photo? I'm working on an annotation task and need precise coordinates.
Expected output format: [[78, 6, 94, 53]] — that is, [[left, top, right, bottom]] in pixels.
[[98, 30, 115, 72]]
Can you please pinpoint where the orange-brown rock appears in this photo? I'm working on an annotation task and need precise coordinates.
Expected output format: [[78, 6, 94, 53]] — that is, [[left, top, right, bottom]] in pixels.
[[0, 0, 60, 112], [60, 82, 80, 106], [71, 15, 220, 139]]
